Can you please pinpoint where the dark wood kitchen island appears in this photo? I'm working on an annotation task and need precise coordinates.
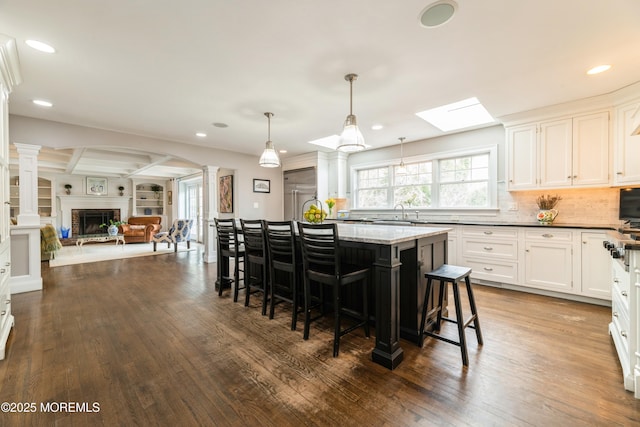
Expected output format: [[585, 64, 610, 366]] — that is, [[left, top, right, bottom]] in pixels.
[[335, 223, 451, 369]]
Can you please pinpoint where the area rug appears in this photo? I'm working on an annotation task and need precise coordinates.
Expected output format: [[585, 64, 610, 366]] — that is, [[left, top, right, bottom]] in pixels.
[[49, 242, 200, 267]]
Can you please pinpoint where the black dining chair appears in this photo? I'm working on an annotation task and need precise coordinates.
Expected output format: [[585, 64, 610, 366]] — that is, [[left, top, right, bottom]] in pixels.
[[264, 220, 302, 330], [297, 222, 370, 357], [240, 219, 269, 315], [214, 218, 245, 302]]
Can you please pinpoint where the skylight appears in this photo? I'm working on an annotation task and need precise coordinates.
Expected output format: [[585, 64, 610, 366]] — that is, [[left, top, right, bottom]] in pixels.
[[415, 97, 494, 132]]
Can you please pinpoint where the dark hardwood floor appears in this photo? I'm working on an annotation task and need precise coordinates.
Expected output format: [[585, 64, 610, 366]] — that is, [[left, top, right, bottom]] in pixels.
[[0, 251, 638, 426]]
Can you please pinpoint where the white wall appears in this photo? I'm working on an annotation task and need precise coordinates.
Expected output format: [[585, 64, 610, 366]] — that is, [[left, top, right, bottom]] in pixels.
[[9, 115, 284, 221]]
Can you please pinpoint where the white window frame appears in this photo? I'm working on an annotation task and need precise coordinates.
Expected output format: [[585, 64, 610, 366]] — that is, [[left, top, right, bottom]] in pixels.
[[351, 145, 498, 211]]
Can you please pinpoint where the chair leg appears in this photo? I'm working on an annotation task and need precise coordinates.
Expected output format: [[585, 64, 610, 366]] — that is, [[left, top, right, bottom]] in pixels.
[[187, 241, 191, 249], [465, 276, 483, 345], [291, 271, 298, 331], [418, 278, 434, 347], [234, 256, 241, 303], [363, 278, 370, 338], [153, 242, 157, 252], [174, 243, 178, 252], [452, 282, 469, 366], [268, 267, 276, 320], [333, 282, 341, 357], [261, 264, 268, 316], [435, 280, 446, 331], [303, 277, 311, 340]]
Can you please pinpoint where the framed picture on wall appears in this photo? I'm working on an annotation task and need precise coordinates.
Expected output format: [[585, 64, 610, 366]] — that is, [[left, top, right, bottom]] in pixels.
[[87, 177, 107, 195], [219, 175, 233, 213], [253, 179, 270, 193]]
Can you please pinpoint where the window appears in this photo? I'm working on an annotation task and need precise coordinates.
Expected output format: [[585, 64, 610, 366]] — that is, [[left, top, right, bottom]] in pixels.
[[353, 147, 496, 210]]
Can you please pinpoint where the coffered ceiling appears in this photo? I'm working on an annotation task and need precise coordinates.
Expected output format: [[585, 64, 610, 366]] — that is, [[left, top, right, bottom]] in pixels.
[[2, 0, 640, 177]]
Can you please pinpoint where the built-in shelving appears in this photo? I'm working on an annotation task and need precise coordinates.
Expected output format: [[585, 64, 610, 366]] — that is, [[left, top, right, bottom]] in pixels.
[[134, 183, 164, 216], [9, 176, 55, 219]]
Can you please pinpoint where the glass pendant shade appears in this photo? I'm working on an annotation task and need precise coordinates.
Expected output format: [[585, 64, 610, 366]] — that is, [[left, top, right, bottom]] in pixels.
[[338, 115, 365, 152], [259, 140, 280, 167], [337, 73, 365, 152], [259, 112, 280, 168]]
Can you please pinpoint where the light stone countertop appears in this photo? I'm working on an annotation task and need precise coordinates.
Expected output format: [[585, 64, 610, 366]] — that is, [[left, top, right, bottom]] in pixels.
[[336, 222, 451, 245]]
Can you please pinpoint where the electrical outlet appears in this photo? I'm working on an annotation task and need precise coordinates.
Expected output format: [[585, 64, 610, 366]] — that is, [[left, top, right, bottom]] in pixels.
[[508, 202, 518, 211]]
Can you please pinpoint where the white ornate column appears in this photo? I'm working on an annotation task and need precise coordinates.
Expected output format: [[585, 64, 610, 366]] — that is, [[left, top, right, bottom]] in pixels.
[[202, 165, 219, 263], [14, 143, 41, 226]]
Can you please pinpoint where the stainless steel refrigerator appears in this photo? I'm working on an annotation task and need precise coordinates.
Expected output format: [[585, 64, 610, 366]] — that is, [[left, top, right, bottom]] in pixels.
[[283, 167, 317, 221]]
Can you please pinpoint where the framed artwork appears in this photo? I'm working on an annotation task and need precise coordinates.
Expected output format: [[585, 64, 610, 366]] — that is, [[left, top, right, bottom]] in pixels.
[[253, 179, 270, 193], [219, 175, 233, 213], [87, 177, 107, 195]]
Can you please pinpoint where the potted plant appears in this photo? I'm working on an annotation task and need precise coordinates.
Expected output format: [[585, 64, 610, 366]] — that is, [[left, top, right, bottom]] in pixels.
[[118, 185, 125, 196], [100, 219, 126, 236], [535, 194, 562, 225], [64, 184, 72, 195]]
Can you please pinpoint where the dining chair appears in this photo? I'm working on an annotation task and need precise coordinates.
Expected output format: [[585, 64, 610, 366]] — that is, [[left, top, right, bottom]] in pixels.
[[214, 218, 245, 302], [264, 220, 302, 330], [240, 219, 269, 315], [297, 222, 370, 357]]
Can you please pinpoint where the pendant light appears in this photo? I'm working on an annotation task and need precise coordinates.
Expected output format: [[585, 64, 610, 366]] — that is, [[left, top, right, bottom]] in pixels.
[[259, 112, 280, 168], [397, 137, 407, 174], [337, 73, 366, 152]]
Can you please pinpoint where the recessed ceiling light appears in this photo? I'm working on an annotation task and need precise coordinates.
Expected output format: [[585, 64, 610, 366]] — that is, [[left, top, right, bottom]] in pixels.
[[416, 97, 494, 132], [371, 124, 384, 130], [279, 149, 287, 154], [32, 99, 53, 107], [212, 122, 228, 128], [419, 0, 457, 29], [587, 65, 611, 75], [195, 132, 207, 137], [25, 39, 56, 53]]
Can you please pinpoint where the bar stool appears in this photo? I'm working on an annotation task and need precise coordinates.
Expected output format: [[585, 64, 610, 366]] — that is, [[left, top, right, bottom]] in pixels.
[[214, 218, 245, 302], [240, 219, 269, 315], [418, 264, 483, 366]]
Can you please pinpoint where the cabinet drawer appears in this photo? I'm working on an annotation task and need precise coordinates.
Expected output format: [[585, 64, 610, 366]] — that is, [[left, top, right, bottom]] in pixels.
[[524, 229, 572, 241], [612, 261, 630, 295], [463, 257, 518, 285], [461, 226, 518, 239], [462, 239, 517, 260], [611, 296, 630, 353]]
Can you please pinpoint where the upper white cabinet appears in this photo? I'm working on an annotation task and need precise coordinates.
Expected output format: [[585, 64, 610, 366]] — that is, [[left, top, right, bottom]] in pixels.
[[507, 111, 610, 190], [614, 100, 640, 185]]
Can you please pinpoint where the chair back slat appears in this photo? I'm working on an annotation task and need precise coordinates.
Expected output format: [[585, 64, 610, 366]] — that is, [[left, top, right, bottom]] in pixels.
[[240, 219, 266, 260], [264, 221, 296, 264], [297, 222, 340, 275], [215, 218, 241, 256]]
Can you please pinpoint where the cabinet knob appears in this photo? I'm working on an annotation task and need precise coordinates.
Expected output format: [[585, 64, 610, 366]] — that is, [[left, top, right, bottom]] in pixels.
[[613, 311, 619, 318], [621, 331, 627, 338], [621, 290, 628, 297], [567, 176, 572, 179], [5, 299, 9, 305], [483, 247, 493, 251], [483, 267, 493, 271], [4, 262, 8, 267], [542, 234, 553, 238], [616, 171, 623, 175], [0, 268, 5, 274], [0, 310, 5, 316], [573, 175, 577, 179], [483, 231, 493, 235], [4, 201, 10, 205], [614, 278, 619, 283]]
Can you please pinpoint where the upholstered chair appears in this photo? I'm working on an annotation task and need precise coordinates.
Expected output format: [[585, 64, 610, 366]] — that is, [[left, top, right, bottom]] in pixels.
[[152, 219, 194, 252]]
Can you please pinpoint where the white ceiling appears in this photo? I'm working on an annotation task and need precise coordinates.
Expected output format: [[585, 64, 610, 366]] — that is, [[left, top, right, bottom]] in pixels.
[[3, 0, 640, 177]]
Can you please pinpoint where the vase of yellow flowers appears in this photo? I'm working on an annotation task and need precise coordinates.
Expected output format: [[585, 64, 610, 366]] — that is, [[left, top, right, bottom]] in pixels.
[[325, 198, 336, 218], [535, 194, 561, 225]]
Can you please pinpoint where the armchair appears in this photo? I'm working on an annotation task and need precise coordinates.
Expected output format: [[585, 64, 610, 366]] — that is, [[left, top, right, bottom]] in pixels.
[[119, 216, 162, 243], [152, 219, 194, 252]]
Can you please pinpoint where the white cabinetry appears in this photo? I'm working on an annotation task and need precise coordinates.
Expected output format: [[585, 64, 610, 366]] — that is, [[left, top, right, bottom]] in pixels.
[[460, 226, 518, 285], [609, 258, 637, 393], [0, 244, 11, 360], [580, 232, 611, 299], [507, 111, 610, 190], [133, 182, 164, 216], [614, 100, 640, 185], [523, 229, 573, 292]]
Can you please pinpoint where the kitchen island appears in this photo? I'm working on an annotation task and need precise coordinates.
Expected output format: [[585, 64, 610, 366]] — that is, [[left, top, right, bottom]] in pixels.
[[334, 223, 451, 369]]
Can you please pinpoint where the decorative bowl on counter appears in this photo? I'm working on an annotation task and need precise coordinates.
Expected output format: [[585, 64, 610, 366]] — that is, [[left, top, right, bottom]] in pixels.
[[303, 204, 327, 223]]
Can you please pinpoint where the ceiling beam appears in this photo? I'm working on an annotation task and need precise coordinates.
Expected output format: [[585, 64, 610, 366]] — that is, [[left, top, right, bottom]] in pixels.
[[125, 155, 173, 178], [65, 147, 86, 174]]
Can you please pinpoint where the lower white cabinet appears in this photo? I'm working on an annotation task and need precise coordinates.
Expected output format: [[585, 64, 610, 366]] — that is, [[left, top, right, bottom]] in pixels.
[[0, 242, 13, 360], [523, 229, 573, 292], [581, 232, 612, 299]]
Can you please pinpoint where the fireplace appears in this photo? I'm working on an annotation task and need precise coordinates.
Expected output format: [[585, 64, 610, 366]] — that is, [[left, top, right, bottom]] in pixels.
[[72, 209, 121, 236]]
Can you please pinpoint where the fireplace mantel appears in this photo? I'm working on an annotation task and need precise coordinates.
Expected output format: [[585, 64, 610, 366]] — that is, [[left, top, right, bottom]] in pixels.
[[58, 195, 132, 236]]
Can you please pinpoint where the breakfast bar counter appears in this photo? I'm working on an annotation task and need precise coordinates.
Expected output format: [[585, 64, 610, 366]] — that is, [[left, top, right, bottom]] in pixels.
[[334, 223, 451, 369]]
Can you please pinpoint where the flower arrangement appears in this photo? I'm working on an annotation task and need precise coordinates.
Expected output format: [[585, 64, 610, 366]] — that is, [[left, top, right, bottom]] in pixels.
[[99, 219, 126, 228], [325, 198, 336, 215], [535, 194, 562, 210], [303, 204, 327, 223]]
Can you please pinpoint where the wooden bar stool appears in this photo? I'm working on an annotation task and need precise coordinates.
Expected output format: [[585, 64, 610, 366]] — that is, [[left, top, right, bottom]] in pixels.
[[418, 264, 483, 366]]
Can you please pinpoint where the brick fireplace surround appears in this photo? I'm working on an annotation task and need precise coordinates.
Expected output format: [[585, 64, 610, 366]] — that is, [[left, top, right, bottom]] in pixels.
[[57, 195, 131, 238]]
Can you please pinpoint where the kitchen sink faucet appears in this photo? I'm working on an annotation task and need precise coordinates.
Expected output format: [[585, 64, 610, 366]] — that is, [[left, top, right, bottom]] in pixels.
[[394, 203, 405, 220]]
